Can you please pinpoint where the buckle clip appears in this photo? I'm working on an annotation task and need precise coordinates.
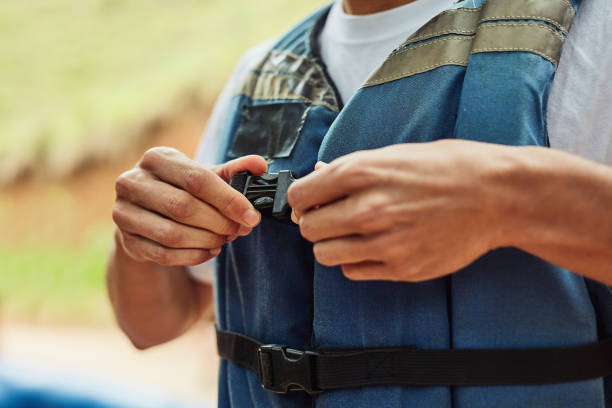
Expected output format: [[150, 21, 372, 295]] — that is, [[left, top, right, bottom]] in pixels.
[[229, 171, 296, 223], [257, 344, 321, 395]]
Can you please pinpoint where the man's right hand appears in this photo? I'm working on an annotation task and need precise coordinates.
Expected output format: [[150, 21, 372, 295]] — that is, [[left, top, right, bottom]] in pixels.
[[112, 147, 267, 266]]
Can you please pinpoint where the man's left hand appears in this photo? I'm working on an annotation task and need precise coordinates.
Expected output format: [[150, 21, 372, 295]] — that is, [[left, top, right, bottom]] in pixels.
[[288, 140, 512, 282]]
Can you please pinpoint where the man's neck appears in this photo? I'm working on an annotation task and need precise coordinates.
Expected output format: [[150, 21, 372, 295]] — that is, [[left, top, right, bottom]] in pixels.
[[342, 0, 417, 15]]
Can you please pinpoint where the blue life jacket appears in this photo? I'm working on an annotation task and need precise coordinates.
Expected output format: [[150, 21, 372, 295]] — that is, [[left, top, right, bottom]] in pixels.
[[211, 0, 612, 406]]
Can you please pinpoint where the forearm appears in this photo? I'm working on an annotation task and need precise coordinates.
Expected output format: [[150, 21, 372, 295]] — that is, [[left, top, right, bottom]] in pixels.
[[106, 230, 212, 349], [494, 146, 612, 284]]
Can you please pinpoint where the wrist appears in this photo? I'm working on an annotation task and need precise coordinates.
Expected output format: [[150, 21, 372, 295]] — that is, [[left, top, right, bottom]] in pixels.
[[107, 230, 196, 348], [480, 145, 547, 250], [109, 229, 176, 287], [483, 145, 591, 251]]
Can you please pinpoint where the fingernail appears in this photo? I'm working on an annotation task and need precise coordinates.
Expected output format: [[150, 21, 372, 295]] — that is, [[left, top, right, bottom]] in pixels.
[[209, 247, 221, 256], [237, 224, 251, 235], [242, 209, 260, 227], [226, 234, 238, 242]]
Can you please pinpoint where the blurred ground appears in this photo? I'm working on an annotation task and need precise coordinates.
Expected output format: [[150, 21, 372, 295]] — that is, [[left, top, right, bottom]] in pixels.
[[1, 321, 219, 406]]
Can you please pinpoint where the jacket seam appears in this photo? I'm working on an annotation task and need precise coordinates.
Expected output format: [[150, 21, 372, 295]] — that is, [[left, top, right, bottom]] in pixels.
[[481, 21, 565, 40], [480, 15, 569, 33], [365, 60, 468, 85], [390, 36, 471, 59], [471, 47, 558, 65]]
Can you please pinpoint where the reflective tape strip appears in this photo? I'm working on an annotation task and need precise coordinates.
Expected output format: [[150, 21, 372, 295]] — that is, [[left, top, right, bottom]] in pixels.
[[400, 0, 573, 49], [405, 7, 481, 44], [471, 22, 566, 66], [239, 50, 339, 112], [364, 36, 472, 87], [365, 0, 573, 87], [480, 0, 575, 34]]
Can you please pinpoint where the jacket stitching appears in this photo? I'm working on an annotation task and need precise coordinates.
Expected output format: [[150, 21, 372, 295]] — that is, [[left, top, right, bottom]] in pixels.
[[369, 21, 563, 85], [480, 15, 570, 33], [471, 47, 558, 65], [559, 0, 574, 12], [390, 36, 471, 59], [407, 29, 476, 44], [481, 21, 565, 40], [405, 15, 568, 47], [366, 60, 468, 85]]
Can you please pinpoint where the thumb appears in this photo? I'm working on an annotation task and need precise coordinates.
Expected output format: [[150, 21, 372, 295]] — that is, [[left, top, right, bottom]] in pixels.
[[214, 155, 268, 183]]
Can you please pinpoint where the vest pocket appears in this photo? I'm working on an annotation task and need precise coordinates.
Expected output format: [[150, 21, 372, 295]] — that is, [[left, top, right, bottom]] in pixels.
[[228, 102, 308, 159]]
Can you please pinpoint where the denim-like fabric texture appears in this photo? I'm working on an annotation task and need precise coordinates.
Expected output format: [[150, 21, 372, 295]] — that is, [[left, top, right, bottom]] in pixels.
[[213, 0, 609, 407], [215, 98, 336, 407], [312, 265, 452, 407], [586, 279, 612, 407], [449, 49, 600, 407], [450, 249, 602, 408]]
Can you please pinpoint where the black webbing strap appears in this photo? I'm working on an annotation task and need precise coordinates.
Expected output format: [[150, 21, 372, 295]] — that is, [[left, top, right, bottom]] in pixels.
[[216, 327, 612, 395]]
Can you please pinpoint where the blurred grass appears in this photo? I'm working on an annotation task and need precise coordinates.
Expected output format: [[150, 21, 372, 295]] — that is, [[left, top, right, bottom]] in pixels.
[[0, 226, 114, 324], [0, 0, 326, 185]]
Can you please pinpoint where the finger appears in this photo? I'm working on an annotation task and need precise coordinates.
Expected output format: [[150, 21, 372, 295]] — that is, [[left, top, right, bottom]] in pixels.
[[113, 200, 228, 249], [293, 204, 321, 224], [341, 261, 390, 281], [291, 162, 328, 222], [288, 153, 376, 214], [291, 208, 299, 224], [312, 234, 384, 266], [236, 224, 252, 236], [139, 148, 261, 227], [299, 196, 362, 242], [342, 261, 439, 282], [121, 231, 219, 266], [116, 171, 239, 236], [213, 155, 268, 183]]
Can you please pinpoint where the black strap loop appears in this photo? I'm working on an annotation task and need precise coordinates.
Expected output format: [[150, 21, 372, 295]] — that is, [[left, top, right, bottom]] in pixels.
[[216, 327, 612, 395]]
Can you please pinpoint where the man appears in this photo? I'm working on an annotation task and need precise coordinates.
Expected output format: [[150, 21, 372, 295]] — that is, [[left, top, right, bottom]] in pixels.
[[107, 0, 612, 406]]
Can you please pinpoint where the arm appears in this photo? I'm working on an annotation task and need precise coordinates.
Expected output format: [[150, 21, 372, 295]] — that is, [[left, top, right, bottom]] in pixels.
[[108, 39, 277, 348], [494, 145, 612, 284], [107, 147, 267, 349], [289, 140, 612, 284], [107, 233, 212, 349]]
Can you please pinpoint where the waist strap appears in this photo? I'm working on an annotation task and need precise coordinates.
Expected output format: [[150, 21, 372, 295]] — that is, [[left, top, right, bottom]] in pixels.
[[216, 327, 612, 395]]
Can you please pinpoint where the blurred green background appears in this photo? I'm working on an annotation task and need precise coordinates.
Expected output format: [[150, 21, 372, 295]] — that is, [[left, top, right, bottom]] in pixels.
[[0, 0, 326, 325]]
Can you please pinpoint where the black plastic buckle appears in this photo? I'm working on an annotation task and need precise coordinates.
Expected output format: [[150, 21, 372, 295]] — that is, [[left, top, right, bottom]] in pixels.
[[229, 171, 296, 223], [257, 344, 321, 395]]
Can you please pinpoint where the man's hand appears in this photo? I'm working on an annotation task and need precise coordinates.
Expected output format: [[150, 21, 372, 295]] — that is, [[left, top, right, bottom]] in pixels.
[[288, 140, 510, 282], [112, 147, 267, 266], [108, 147, 267, 348]]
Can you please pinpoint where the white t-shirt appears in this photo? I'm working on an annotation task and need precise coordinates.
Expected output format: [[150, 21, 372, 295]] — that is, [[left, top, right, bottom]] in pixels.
[[319, 0, 456, 104], [189, 0, 612, 282]]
